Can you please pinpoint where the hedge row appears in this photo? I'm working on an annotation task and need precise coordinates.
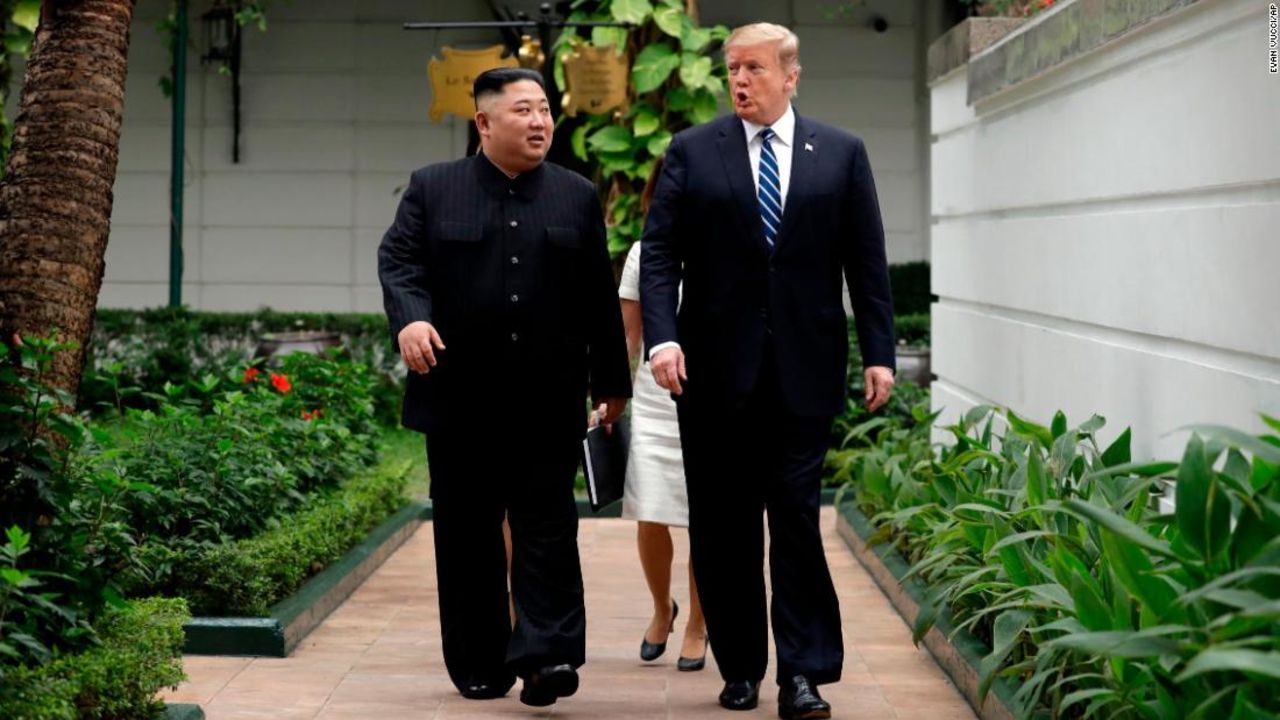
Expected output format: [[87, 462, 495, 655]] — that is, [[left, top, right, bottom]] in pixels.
[[169, 459, 412, 617], [0, 598, 189, 720]]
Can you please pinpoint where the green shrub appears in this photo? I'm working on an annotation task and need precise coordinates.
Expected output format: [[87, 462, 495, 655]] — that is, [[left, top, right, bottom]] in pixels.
[[1, 336, 140, 669], [835, 407, 1280, 718], [0, 597, 188, 720], [83, 307, 402, 424], [894, 312, 930, 348], [90, 351, 381, 598], [169, 460, 411, 616], [889, 261, 932, 316]]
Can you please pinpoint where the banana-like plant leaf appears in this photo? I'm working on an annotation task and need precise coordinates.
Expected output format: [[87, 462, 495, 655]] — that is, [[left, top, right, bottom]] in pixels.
[[1176, 649, 1280, 682]]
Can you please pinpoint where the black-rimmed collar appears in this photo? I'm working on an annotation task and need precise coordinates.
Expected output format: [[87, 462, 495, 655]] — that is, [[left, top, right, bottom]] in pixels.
[[473, 152, 547, 200]]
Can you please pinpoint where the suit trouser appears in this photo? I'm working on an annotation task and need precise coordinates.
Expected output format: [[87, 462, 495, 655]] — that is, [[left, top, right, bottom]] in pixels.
[[676, 351, 844, 686], [426, 426, 585, 689]]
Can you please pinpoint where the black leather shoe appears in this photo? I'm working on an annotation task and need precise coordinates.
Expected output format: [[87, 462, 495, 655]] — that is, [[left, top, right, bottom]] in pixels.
[[778, 675, 831, 720], [718, 680, 760, 711], [458, 674, 514, 700], [639, 599, 679, 662], [676, 633, 707, 671], [519, 664, 579, 707]]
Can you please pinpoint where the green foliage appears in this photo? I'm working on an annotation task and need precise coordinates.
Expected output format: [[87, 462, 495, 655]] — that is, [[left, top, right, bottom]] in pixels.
[[889, 261, 932, 316], [156, 0, 284, 96], [0, 0, 41, 174], [555, 0, 730, 257], [83, 307, 402, 424], [837, 405, 1280, 718], [92, 350, 380, 598], [0, 597, 189, 720], [168, 460, 410, 616], [0, 336, 132, 671]]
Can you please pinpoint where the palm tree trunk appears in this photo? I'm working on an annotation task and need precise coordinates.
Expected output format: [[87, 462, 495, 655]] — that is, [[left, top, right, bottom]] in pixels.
[[0, 0, 137, 396]]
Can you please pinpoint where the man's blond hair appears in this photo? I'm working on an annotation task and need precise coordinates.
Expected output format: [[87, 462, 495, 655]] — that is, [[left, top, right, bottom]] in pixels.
[[725, 22, 802, 76]]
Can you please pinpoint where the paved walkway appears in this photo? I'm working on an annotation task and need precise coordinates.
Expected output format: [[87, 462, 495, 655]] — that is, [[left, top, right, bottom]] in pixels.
[[165, 509, 975, 719]]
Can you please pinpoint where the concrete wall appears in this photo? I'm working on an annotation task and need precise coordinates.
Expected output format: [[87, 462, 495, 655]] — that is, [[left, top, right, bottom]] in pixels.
[[929, 0, 1280, 461], [68, 0, 943, 311]]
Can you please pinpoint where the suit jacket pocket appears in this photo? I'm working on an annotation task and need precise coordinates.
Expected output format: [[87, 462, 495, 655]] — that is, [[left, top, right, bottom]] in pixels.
[[438, 221, 483, 243]]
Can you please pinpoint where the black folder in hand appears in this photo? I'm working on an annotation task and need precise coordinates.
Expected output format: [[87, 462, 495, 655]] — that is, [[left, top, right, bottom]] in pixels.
[[582, 417, 629, 513]]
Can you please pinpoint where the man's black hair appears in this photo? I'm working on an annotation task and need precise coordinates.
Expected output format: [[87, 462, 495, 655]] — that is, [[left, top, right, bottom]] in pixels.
[[473, 67, 545, 109]]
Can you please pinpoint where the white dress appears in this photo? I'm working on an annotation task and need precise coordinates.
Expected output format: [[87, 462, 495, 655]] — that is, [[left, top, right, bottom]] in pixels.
[[617, 242, 688, 527]]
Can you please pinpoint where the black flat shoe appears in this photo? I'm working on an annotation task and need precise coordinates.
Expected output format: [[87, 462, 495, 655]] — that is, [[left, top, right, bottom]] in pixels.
[[718, 680, 760, 711], [676, 633, 708, 671], [639, 599, 678, 662], [778, 675, 831, 720], [519, 663, 578, 707], [458, 674, 515, 700]]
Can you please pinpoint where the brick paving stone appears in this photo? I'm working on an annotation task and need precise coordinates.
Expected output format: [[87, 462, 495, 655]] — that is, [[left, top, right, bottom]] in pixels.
[[166, 510, 974, 719]]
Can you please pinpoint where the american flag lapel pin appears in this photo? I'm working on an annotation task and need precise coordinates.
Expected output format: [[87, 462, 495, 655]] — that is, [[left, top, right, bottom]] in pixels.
[[804, 142, 814, 152]]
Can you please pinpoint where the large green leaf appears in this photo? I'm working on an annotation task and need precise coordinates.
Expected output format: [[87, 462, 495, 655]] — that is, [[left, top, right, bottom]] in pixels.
[[1051, 411, 1068, 440], [632, 107, 661, 137], [631, 43, 681, 94], [681, 25, 712, 53], [12, 0, 41, 32], [666, 85, 694, 111], [1026, 449, 1048, 508], [652, 5, 684, 37], [1177, 649, 1280, 682], [610, 0, 653, 24], [1101, 428, 1133, 467], [1045, 628, 1182, 659], [1068, 569, 1113, 632], [679, 53, 713, 91], [591, 26, 628, 53], [1177, 435, 1231, 562], [646, 130, 672, 156], [1179, 566, 1280, 605], [587, 125, 633, 153], [1185, 425, 1280, 465], [1102, 528, 1183, 622], [1007, 409, 1053, 447], [1232, 503, 1280, 567], [570, 124, 590, 162], [978, 610, 1031, 701], [1061, 499, 1179, 560], [688, 89, 718, 124]]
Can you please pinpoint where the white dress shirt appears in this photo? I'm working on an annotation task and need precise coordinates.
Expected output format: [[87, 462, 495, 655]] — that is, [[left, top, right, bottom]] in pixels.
[[742, 104, 795, 214], [646, 106, 797, 362]]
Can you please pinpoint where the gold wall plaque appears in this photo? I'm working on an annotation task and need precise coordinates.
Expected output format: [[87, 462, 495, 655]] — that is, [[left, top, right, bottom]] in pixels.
[[427, 45, 518, 122], [561, 45, 630, 117]]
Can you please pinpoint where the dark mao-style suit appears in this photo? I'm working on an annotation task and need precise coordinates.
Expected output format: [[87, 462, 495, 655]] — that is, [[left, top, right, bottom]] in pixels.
[[378, 154, 630, 687]]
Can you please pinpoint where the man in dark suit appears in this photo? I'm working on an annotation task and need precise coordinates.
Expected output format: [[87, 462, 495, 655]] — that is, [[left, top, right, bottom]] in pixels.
[[640, 23, 896, 719], [378, 67, 630, 708]]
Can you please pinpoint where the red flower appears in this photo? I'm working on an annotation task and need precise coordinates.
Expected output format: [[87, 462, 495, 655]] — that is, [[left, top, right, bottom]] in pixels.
[[270, 373, 292, 393], [1040, 0, 1054, 8], [301, 408, 323, 421], [242, 367, 260, 384]]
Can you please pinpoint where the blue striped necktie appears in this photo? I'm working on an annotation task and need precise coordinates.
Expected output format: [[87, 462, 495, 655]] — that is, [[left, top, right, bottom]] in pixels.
[[757, 127, 782, 252]]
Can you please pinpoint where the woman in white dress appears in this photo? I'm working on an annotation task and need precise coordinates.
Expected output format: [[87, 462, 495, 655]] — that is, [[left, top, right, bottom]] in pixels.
[[616, 157, 707, 671]]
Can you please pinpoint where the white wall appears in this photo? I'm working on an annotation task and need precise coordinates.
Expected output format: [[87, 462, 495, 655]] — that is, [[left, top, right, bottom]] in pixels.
[[81, 0, 940, 312], [929, 0, 1280, 460], [101, 0, 496, 312]]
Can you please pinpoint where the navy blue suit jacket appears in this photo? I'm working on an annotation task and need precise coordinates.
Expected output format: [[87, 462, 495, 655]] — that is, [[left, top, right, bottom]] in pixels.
[[639, 112, 895, 417]]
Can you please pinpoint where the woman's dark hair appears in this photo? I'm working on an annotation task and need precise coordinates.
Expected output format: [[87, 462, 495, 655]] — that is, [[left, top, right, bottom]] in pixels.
[[641, 154, 667, 215]]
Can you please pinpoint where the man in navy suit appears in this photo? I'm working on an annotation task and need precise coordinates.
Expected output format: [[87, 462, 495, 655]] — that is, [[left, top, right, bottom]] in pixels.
[[639, 23, 896, 719]]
